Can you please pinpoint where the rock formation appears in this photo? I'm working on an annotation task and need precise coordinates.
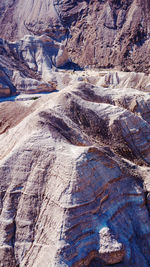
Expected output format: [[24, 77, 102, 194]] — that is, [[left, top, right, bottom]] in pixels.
[[0, 0, 149, 73], [0, 34, 70, 97], [0, 0, 150, 266], [0, 78, 150, 266], [0, 0, 150, 96]]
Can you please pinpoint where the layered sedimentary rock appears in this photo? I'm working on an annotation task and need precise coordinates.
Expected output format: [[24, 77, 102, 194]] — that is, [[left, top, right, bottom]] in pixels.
[[0, 0, 150, 97], [63, 0, 150, 72], [0, 79, 150, 266], [0, 0, 150, 266], [0, 35, 69, 96], [0, 0, 150, 72]]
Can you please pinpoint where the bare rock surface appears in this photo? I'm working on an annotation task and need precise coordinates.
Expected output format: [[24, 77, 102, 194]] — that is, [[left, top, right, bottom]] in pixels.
[[0, 0, 150, 266], [0, 79, 150, 266], [0, 0, 150, 97], [0, 35, 69, 96], [0, 0, 149, 72]]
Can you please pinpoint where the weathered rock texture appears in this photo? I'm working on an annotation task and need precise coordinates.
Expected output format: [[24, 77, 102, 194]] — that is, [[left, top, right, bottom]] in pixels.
[[0, 0, 150, 96], [0, 0, 150, 72], [0, 0, 150, 266], [0, 35, 69, 96], [0, 78, 150, 266]]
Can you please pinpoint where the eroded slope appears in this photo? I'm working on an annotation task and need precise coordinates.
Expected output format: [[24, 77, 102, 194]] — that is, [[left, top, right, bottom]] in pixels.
[[0, 81, 150, 266], [0, 0, 149, 72]]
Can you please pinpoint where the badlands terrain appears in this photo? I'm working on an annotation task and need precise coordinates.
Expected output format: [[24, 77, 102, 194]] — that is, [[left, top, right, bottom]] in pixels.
[[0, 0, 150, 267], [0, 70, 150, 266]]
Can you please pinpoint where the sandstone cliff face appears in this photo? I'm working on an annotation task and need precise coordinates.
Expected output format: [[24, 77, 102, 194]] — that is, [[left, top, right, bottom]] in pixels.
[[0, 0, 149, 72], [0, 78, 150, 266]]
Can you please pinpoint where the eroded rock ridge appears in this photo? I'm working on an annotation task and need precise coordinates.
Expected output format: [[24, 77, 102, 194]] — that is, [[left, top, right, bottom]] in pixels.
[[0, 79, 150, 266]]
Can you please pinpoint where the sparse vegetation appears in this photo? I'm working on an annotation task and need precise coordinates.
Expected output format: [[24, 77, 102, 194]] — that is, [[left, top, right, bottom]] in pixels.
[[31, 96, 39, 100]]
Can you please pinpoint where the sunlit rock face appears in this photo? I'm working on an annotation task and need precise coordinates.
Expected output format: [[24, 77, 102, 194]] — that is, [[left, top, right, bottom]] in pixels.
[[0, 0, 149, 96], [0, 35, 69, 96], [0, 0, 149, 72], [0, 0, 150, 266], [0, 81, 150, 266]]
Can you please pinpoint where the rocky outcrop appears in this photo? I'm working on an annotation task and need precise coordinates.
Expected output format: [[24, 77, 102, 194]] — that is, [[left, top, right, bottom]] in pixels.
[[64, 0, 150, 73], [0, 35, 69, 96], [0, 0, 150, 266], [0, 0, 149, 97], [0, 68, 16, 97], [0, 0, 149, 72], [0, 80, 150, 266]]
